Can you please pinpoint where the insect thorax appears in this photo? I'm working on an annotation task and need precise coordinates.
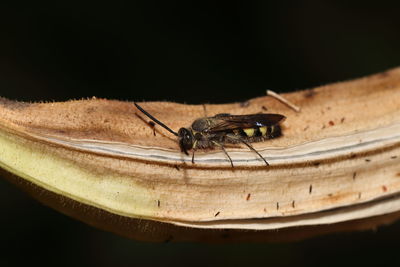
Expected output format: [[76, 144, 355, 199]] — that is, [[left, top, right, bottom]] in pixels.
[[191, 118, 211, 132]]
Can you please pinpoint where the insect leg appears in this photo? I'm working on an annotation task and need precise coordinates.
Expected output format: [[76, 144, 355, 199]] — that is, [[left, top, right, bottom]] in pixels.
[[191, 150, 196, 164], [226, 135, 269, 166], [212, 141, 234, 167], [240, 139, 269, 166], [191, 140, 198, 164]]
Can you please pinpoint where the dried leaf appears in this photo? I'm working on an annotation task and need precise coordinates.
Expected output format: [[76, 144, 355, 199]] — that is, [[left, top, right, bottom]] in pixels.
[[0, 68, 399, 242]]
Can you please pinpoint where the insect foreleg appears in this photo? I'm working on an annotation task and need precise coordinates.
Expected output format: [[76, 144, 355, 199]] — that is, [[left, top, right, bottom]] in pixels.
[[212, 141, 234, 167], [191, 140, 198, 164]]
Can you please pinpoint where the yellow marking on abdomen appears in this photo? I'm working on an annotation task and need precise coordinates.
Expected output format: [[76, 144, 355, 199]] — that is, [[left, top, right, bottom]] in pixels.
[[243, 128, 255, 137], [259, 126, 267, 136], [270, 125, 275, 135]]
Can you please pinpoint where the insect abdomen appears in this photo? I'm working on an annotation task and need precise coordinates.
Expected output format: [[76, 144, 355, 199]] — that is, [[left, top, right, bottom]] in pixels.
[[241, 126, 281, 138], [225, 125, 282, 144]]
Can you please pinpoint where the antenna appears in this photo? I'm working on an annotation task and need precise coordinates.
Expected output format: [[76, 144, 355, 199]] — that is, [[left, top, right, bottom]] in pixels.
[[134, 102, 179, 136]]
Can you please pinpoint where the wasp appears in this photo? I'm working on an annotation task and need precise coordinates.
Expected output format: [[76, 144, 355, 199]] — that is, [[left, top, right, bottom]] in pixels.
[[134, 102, 286, 167]]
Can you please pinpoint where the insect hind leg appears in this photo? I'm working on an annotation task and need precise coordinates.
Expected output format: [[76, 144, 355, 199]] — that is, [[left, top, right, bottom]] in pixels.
[[226, 135, 269, 166], [212, 141, 234, 167]]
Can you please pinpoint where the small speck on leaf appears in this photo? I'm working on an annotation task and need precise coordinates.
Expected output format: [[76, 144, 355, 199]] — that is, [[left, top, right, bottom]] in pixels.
[[304, 90, 317, 98], [240, 101, 250, 108]]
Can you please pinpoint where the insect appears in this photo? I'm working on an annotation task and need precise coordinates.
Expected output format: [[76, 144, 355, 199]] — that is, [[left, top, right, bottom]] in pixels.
[[134, 102, 286, 167]]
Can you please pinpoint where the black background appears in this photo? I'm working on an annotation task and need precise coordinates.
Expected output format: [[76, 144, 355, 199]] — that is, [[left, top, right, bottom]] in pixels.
[[1, 1, 400, 266]]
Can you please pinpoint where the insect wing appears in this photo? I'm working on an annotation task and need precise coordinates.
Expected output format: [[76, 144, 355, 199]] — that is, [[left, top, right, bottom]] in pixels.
[[207, 114, 286, 132]]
